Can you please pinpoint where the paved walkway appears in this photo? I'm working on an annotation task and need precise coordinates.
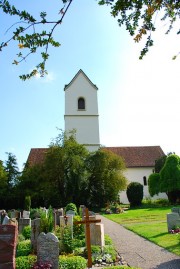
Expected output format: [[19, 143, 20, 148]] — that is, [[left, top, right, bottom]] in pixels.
[[97, 215, 180, 269]]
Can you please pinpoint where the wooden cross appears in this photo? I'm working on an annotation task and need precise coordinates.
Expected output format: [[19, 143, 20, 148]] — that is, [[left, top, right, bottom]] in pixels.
[[74, 208, 101, 269]]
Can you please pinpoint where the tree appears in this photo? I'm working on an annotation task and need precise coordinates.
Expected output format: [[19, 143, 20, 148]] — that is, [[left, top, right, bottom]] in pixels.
[[99, 0, 180, 59], [0, 0, 179, 80], [0, 160, 8, 208], [86, 149, 127, 208], [126, 182, 143, 206], [148, 173, 160, 197], [4, 152, 20, 188], [160, 154, 180, 203]]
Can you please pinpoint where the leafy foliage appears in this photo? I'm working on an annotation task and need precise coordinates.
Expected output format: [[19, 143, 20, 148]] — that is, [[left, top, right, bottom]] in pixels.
[[16, 255, 37, 269], [16, 240, 32, 257], [148, 173, 160, 196], [160, 154, 180, 203], [40, 205, 54, 233], [22, 225, 31, 240], [126, 181, 143, 206], [99, 0, 180, 59], [1, 0, 179, 80], [0, 0, 72, 80], [87, 149, 127, 208], [59, 255, 87, 269], [65, 203, 78, 215]]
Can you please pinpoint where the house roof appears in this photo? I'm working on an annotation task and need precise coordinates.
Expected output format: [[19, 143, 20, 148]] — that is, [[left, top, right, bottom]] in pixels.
[[27, 146, 165, 168], [103, 146, 165, 168], [64, 69, 98, 91]]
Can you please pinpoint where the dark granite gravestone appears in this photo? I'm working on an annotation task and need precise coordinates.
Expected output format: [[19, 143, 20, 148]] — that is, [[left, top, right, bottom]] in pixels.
[[0, 225, 17, 269]]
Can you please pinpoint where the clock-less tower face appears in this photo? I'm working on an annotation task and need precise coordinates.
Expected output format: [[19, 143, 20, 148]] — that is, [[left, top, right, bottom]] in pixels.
[[64, 70, 100, 151]]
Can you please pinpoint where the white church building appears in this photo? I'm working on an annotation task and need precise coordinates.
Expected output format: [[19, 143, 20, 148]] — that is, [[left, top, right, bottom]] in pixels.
[[27, 69, 167, 204]]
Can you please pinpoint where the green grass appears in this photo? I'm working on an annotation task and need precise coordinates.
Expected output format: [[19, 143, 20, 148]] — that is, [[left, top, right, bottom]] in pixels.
[[103, 206, 180, 256]]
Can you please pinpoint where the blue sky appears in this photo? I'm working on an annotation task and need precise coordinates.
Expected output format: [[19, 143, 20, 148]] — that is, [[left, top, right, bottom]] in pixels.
[[1, 0, 180, 171]]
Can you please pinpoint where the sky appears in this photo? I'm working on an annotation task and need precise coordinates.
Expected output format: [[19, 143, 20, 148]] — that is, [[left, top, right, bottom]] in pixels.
[[0, 0, 180, 171]]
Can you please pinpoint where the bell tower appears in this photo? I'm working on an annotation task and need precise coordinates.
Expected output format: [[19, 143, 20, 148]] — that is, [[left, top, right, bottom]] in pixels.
[[64, 69, 100, 151]]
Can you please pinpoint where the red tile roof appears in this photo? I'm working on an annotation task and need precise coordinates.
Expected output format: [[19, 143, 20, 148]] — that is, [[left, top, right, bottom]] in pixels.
[[27, 148, 48, 167], [27, 146, 165, 168], [103, 146, 165, 167]]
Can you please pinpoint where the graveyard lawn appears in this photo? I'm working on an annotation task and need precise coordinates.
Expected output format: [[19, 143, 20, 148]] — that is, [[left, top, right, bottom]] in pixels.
[[103, 206, 180, 256]]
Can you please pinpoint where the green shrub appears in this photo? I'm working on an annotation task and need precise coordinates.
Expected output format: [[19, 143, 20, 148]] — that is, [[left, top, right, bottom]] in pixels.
[[24, 196, 31, 211], [22, 226, 31, 240], [18, 234, 25, 242], [65, 203, 77, 215], [126, 182, 143, 206], [73, 215, 85, 240], [103, 245, 116, 261], [40, 206, 54, 233], [16, 240, 32, 257], [16, 255, 37, 269], [59, 255, 87, 269], [105, 234, 113, 245]]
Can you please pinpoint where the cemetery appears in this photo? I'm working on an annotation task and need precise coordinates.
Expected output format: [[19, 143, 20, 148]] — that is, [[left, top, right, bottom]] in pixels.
[[0, 203, 137, 269]]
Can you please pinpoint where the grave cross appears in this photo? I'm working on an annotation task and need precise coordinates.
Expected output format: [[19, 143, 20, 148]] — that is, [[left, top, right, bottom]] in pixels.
[[74, 208, 101, 269]]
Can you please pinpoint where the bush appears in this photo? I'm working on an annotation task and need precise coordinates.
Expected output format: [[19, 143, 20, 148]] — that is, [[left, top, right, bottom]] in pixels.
[[59, 255, 87, 269], [40, 206, 54, 233], [24, 196, 31, 211], [126, 182, 143, 206], [73, 215, 85, 240], [16, 240, 32, 257], [65, 203, 77, 215], [16, 255, 37, 269], [104, 234, 113, 245], [22, 226, 31, 240]]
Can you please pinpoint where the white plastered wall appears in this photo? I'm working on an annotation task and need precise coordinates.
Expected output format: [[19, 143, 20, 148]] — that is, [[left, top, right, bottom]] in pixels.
[[120, 167, 168, 204]]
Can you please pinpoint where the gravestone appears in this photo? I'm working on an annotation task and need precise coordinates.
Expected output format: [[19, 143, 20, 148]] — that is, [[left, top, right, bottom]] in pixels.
[[0, 225, 17, 269], [18, 218, 31, 233], [60, 215, 74, 238], [22, 210, 30, 218], [37, 232, 59, 269], [31, 218, 41, 253], [66, 210, 76, 216], [89, 215, 105, 247], [55, 208, 64, 226], [167, 207, 180, 231]]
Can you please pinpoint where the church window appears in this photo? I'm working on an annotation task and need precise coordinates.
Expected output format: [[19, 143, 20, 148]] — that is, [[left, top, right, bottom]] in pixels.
[[78, 97, 85, 110], [143, 176, 147, 186]]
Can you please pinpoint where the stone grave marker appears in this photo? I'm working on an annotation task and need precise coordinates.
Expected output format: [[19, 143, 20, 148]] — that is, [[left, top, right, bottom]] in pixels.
[[66, 210, 76, 216], [167, 211, 180, 231], [37, 232, 59, 269], [18, 217, 31, 233], [22, 210, 30, 218], [89, 215, 105, 247], [55, 208, 63, 226], [31, 218, 41, 253], [60, 214, 74, 238], [0, 225, 18, 269]]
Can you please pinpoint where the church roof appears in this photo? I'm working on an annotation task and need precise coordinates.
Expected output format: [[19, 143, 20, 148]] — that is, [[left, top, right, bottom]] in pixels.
[[27, 148, 48, 167], [27, 146, 165, 168], [103, 146, 165, 168], [64, 69, 98, 91]]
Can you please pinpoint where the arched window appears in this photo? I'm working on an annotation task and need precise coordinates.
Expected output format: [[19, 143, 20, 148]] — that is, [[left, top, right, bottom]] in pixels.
[[78, 97, 85, 110], [143, 176, 147, 186]]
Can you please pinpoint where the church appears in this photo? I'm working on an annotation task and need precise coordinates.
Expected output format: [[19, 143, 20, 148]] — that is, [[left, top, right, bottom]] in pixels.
[[27, 69, 167, 203]]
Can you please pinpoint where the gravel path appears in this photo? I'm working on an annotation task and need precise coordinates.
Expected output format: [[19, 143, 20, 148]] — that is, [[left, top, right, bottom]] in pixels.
[[97, 214, 180, 269]]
